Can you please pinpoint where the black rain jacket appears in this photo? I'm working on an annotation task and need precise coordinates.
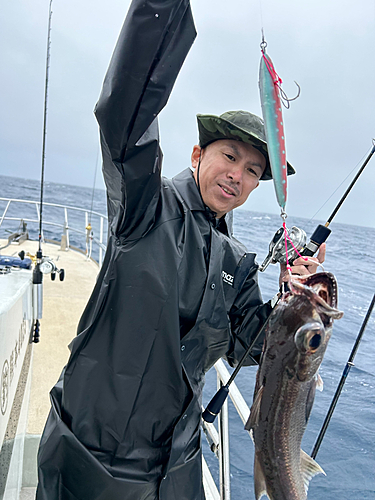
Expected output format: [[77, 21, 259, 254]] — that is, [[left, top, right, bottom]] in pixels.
[[36, 1, 272, 499]]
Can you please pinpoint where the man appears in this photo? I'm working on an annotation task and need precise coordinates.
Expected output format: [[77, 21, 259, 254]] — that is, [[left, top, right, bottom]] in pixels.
[[36, 1, 324, 499]]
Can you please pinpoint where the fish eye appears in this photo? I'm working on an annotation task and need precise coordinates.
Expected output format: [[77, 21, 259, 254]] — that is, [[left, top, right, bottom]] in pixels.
[[309, 333, 322, 350], [294, 322, 325, 353]]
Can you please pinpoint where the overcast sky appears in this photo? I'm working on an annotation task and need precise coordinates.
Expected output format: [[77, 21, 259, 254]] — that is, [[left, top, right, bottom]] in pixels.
[[1, 0, 374, 227]]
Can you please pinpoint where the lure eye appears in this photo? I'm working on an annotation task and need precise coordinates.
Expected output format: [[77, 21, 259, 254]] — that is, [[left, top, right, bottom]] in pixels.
[[294, 322, 325, 353]]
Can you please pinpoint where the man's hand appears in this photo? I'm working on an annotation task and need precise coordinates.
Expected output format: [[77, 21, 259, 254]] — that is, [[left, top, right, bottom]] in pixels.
[[279, 243, 326, 285]]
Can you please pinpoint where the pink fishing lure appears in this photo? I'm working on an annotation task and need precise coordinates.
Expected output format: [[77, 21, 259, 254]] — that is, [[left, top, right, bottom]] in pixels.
[[259, 46, 288, 213]]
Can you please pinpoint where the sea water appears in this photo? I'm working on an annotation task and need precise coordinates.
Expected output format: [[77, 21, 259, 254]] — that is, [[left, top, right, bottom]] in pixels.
[[206, 211, 375, 500], [1, 174, 374, 499]]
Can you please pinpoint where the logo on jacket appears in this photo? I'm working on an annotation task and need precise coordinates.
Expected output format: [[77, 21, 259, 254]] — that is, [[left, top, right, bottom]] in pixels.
[[222, 270, 234, 286]]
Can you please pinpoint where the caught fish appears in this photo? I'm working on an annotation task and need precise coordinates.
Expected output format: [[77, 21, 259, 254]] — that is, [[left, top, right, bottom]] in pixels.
[[245, 272, 343, 500]]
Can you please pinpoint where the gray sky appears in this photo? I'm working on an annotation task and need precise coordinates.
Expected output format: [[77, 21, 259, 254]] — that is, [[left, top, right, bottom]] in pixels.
[[1, 0, 374, 227]]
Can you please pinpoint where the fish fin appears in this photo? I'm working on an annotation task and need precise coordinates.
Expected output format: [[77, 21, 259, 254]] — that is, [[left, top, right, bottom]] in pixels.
[[305, 380, 317, 424], [315, 373, 324, 392], [248, 428, 254, 443], [305, 373, 324, 424], [254, 452, 270, 500], [300, 449, 326, 494], [245, 386, 264, 431]]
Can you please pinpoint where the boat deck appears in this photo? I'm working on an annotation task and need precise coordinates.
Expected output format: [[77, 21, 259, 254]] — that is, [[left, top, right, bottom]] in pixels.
[[1, 237, 223, 500], [0, 238, 99, 498]]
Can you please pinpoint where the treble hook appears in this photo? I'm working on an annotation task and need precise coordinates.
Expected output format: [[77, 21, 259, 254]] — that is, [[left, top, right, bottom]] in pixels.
[[278, 81, 301, 109], [259, 30, 300, 108]]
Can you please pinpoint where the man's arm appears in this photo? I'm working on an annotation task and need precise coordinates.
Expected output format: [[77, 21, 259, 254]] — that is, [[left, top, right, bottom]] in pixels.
[[225, 260, 273, 367], [225, 243, 327, 367], [95, 0, 196, 238]]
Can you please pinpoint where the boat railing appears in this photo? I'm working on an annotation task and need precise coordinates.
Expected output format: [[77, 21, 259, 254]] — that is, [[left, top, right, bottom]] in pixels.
[[202, 358, 252, 500], [0, 197, 108, 266]]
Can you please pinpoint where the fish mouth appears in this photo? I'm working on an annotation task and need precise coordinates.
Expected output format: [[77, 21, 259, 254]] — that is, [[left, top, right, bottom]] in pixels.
[[287, 272, 343, 321]]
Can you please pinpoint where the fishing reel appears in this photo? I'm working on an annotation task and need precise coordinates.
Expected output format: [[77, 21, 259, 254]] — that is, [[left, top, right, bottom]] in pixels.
[[18, 250, 65, 343], [259, 224, 331, 272], [20, 251, 65, 281], [39, 257, 65, 281], [259, 226, 305, 272]]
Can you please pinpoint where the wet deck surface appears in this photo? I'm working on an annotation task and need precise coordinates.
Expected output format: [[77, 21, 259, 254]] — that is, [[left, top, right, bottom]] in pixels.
[[0, 238, 99, 437]]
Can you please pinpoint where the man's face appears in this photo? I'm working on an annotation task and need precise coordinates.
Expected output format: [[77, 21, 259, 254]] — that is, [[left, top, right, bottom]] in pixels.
[[191, 139, 266, 218]]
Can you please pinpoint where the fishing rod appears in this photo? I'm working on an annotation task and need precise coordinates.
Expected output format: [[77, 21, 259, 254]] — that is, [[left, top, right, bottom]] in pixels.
[[38, 0, 53, 260], [202, 311, 277, 423], [31, 0, 53, 343], [203, 25, 374, 423], [202, 143, 375, 422], [260, 140, 375, 271], [311, 293, 375, 459], [29, 0, 65, 341]]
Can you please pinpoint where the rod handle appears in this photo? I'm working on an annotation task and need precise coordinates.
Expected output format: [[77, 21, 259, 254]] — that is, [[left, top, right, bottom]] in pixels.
[[302, 224, 332, 257], [202, 385, 229, 423]]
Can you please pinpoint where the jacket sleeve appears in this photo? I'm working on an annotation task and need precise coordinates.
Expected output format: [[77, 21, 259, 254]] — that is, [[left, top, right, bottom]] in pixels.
[[95, 0, 197, 238], [225, 262, 273, 367]]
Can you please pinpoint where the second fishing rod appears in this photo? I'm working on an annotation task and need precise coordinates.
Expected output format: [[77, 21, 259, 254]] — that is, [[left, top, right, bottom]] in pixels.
[[259, 140, 375, 273]]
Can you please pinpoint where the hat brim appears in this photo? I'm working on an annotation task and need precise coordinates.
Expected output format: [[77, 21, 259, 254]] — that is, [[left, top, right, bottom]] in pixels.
[[197, 114, 295, 181]]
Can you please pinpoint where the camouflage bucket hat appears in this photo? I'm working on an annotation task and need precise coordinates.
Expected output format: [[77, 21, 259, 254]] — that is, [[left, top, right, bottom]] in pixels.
[[196, 110, 295, 181]]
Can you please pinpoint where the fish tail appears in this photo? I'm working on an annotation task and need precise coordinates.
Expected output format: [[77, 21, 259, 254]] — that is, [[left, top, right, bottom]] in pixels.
[[254, 452, 271, 499], [301, 449, 326, 495]]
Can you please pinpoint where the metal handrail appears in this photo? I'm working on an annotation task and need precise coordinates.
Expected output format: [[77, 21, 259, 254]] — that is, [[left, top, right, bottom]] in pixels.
[[0, 197, 106, 218], [202, 359, 252, 499], [0, 197, 108, 266]]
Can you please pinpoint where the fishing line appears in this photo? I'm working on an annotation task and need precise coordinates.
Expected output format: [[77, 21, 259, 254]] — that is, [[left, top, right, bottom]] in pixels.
[[283, 223, 293, 275], [283, 223, 307, 262], [86, 144, 101, 260], [260, 47, 300, 109], [88, 145, 100, 225], [282, 222, 325, 282], [308, 145, 373, 223], [258, 0, 265, 40], [283, 221, 308, 274], [261, 49, 282, 85]]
